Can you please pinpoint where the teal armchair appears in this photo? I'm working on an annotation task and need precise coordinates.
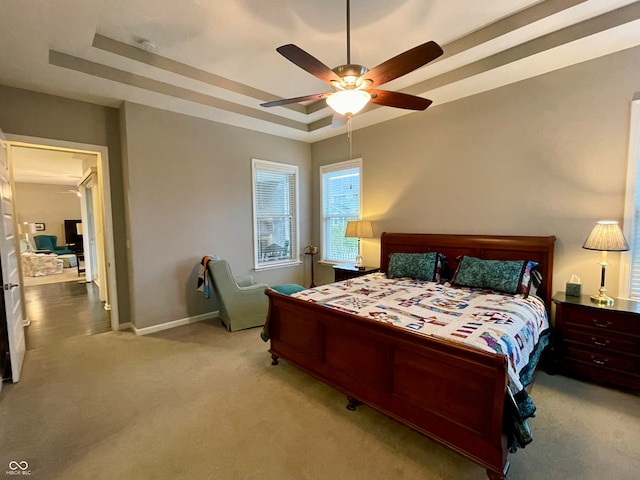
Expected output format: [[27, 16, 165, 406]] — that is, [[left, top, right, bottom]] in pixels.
[[34, 235, 74, 255], [206, 260, 269, 332]]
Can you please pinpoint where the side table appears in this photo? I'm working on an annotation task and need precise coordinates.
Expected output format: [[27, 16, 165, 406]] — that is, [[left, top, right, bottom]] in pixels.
[[77, 253, 86, 276], [333, 264, 380, 282], [552, 292, 640, 392]]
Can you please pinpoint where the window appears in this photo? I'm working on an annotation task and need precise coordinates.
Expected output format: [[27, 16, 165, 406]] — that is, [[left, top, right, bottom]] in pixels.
[[320, 159, 362, 263], [621, 99, 640, 298], [252, 159, 299, 269]]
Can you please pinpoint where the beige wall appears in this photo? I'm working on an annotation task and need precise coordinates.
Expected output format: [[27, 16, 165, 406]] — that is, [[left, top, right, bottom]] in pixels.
[[14, 182, 81, 243], [120, 102, 312, 329], [311, 45, 640, 296], [0, 85, 130, 323]]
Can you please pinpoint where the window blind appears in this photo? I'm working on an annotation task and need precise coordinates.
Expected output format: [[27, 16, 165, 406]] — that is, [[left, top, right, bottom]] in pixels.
[[320, 159, 361, 263], [629, 173, 640, 298], [252, 159, 298, 269]]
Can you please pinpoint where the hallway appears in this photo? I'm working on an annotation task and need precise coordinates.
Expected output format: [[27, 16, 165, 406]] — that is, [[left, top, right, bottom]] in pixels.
[[24, 280, 110, 350]]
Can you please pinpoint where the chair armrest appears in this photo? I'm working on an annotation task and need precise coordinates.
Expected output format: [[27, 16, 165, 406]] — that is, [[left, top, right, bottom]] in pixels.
[[235, 275, 255, 287], [237, 282, 268, 293]]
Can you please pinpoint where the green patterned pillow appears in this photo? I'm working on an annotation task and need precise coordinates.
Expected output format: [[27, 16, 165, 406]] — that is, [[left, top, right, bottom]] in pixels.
[[452, 256, 526, 294], [387, 252, 440, 281]]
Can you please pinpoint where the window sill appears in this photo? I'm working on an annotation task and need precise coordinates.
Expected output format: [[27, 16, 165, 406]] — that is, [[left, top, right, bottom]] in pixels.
[[254, 260, 302, 271], [318, 260, 350, 266]]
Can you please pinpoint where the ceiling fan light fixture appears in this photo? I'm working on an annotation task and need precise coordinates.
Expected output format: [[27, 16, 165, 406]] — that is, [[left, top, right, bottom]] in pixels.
[[326, 89, 370, 116], [261, 1, 442, 114]]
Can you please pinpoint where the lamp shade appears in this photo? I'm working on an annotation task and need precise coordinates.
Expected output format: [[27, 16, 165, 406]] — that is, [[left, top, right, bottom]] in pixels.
[[582, 221, 629, 252], [18, 223, 36, 235], [326, 90, 371, 116], [76, 223, 84, 235], [345, 220, 374, 239]]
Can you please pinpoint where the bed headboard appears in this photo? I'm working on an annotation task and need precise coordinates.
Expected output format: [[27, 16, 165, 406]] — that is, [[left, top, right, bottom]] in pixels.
[[380, 232, 556, 307]]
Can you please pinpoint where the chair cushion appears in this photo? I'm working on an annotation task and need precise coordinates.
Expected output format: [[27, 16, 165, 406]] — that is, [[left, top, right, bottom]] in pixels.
[[270, 284, 306, 295], [34, 235, 73, 255], [34, 235, 56, 251]]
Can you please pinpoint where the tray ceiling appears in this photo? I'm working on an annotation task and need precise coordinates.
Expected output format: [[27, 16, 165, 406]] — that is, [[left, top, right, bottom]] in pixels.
[[1, 0, 639, 143]]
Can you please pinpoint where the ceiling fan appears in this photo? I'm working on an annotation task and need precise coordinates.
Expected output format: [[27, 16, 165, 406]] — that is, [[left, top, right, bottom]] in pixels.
[[260, 0, 443, 120]]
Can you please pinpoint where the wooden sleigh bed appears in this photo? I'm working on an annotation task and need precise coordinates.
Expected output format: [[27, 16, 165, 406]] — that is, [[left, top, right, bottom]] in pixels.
[[264, 232, 556, 479]]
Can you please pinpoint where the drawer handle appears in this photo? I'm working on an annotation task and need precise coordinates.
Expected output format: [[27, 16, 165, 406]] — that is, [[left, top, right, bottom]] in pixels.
[[591, 337, 610, 347], [590, 355, 608, 365], [592, 319, 612, 328]]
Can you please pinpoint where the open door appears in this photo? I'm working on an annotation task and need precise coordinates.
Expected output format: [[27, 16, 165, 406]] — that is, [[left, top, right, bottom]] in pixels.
[[0, 128, 25, 382], [79, 167, 109, 306]]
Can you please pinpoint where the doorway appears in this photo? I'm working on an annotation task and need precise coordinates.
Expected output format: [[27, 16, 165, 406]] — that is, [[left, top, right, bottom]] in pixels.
[[5, 135, 119, 341]]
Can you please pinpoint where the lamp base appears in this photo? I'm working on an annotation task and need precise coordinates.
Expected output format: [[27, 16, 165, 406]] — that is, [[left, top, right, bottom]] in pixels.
[[590, 293, 614, 306]]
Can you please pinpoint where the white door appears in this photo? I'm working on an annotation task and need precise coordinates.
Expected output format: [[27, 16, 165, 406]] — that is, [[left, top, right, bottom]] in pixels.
[[0, 129, 25, 382], [81, 170, 109, 306], [85, 182, 97, 281]]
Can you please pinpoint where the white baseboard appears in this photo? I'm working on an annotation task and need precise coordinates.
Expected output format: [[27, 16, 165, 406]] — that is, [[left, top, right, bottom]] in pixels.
[[123, 311, 219, 336]]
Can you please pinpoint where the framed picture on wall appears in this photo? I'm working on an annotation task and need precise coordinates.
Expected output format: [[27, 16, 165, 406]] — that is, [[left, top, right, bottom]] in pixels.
[[34, 223, 45, 231]]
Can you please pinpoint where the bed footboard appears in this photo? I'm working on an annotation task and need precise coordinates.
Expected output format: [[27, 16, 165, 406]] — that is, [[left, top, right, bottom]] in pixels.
[[265, 290, 510, 479]]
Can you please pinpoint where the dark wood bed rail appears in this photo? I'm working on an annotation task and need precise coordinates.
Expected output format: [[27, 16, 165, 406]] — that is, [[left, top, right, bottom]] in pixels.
[[265, 232, 556, 480]]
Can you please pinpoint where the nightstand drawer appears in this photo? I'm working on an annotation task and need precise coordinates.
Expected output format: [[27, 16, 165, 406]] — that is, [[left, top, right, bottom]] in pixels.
[[561, 359, 640, 391], [563, 326, 639, 354], [563, 307, 640, 335], [553, 292, 640, 392], [564, 344, 639, 373]]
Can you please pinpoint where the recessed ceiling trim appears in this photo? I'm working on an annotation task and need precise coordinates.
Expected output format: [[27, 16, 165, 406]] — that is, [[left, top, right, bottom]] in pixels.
[[48, 50, 310, 132], [303, 0, 588, 116], [92, 34, 309, 116], [305, 1, 640, 132], [432, 0, 588, 61], [308, 116, 333, 131], [405, 0, 640, 98]]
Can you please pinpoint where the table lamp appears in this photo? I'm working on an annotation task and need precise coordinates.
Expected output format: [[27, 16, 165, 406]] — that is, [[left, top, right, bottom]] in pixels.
[[582, 220, 629, 305], [18, 222, 37, 251], [345, 220, 374, 268]]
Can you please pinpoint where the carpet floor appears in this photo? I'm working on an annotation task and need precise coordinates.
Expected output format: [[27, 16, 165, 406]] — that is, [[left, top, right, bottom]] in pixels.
[[1, 319, 639, 479]]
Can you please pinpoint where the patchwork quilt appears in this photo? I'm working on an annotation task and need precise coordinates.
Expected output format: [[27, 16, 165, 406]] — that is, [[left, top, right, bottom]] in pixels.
[[292, 272, 549, 396]]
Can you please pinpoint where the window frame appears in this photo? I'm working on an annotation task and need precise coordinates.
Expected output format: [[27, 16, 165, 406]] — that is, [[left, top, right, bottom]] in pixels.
[[251, 158, 300, 270], [319, 158, 362, 264], [620, 99, 640, 298]]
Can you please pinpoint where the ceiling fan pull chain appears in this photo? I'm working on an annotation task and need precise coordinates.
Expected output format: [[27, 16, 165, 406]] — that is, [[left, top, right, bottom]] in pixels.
[[348, 116, 353, 161]]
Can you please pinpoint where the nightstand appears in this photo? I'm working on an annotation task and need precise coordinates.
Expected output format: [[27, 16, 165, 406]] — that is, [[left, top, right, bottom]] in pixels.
[[333, 264, 380, 282], [552, 292, 640, 392]]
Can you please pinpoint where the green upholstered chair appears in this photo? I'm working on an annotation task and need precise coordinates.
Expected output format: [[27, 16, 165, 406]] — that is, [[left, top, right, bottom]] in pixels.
[[206, 259, 269, 332], [33, 235, 74, 255]]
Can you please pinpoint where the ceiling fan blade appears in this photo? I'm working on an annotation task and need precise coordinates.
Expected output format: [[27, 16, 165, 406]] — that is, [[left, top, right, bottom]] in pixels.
[[332, 114, 348, 128], [261, 92, 332, 108], [361, 41, 443, 87], [276, 44, 342, 84], [367, 89, 433, 111]]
